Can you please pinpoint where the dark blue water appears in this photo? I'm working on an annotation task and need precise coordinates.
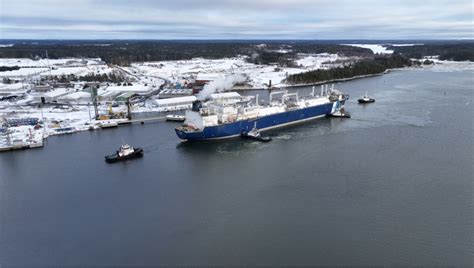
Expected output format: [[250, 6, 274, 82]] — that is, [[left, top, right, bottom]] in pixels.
[[1, 64, 473, 266]]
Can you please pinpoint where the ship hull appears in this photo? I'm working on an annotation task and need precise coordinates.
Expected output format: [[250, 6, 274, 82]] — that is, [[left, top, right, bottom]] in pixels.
[[175, 102, 334, 141]]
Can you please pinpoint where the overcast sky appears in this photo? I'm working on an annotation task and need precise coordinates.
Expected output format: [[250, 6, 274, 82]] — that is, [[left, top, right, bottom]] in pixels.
[[0, 0, 472, 39]]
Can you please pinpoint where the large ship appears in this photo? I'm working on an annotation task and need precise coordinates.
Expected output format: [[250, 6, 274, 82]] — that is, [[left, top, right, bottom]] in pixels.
[[175, 85, 349, 141]]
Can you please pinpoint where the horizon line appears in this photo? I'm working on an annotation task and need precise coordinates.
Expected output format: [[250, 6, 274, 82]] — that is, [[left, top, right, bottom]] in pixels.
[[1, 38, 473, 41]]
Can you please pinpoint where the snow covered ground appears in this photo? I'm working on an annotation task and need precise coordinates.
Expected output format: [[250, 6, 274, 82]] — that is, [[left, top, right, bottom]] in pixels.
[[0, 58, 103, 67], [131, 53, 344, 88], [0, 65, 113, 78], [343, 44, 394, 54], [0, 67, 49, 78], [295, 53, 340, 69], [342, 43, 422, 55], [1, 54, 348, 89], [0, 57, 113, 80], [0, 82, 29, 94]]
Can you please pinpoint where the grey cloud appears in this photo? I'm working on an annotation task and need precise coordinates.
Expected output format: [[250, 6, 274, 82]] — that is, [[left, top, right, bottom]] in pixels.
[[0, 0, 472, 39]]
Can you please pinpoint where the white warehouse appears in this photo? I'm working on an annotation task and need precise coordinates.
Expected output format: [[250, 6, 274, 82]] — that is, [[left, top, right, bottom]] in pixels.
[[57, 91, 91, 103], [153, 96, 197, 111]]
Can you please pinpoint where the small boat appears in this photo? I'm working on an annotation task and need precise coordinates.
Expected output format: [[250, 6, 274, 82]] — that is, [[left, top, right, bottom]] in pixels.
[[105, 144, 143, 163], [54, 127, 76, 135], [165, 114, 185, 122], [358, 91, 375, 104], [100, 121, 119, 128], [88, 124, 100, 131], [241, 123, 272, 142]]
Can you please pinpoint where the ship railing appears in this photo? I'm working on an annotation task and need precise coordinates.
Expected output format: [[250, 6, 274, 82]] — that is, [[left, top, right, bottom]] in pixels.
[[269, 90, 285, 103], [282, 92, 298, 103], [199, 108, 216, 116]]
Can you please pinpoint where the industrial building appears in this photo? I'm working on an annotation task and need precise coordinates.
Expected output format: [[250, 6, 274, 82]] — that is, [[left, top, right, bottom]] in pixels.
[[105, 84, 153, 95], [115, 92, 137, 102], [38, 88, 74, 103], [98, 90, 121, 102], [33, 84, 53, 92], [92, 84, 154, 102], [153, 96, 197, 111], [57, 91, 91, 103], [0, 83, 28, 98], [158, 88, 193, 99]]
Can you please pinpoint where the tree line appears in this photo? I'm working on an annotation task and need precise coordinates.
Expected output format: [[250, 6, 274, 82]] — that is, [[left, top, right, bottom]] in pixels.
[[286, 54, 412, 84], [46, 72, 126, 83], [0, 41, 373, 66], [388, 43, 474, 61], [247, 51, 298, 67], [0, 66, 20, 72]]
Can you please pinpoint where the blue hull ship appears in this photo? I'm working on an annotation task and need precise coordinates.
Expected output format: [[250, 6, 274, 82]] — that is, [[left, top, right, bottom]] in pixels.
[[175, 89, 347, 141]]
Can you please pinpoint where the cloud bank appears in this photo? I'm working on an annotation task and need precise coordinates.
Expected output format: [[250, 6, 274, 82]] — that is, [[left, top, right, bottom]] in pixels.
[[0, 0, 472, 39]]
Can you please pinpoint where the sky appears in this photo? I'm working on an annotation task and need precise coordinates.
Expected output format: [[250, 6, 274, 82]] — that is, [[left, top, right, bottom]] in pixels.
[[0, 0, 472, 39]]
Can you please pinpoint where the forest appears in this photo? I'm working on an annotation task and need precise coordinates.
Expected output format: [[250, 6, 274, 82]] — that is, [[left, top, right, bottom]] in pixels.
[[0, 66, 20, 72], [0, 40, 373, 66], [49, 72, 126, 83], [389, 43, 474, 61], [286, 54, 413, 84]]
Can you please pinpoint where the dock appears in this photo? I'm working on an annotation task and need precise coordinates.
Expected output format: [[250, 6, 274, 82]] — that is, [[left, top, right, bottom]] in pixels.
[[0, 116, 171, 153], [0, 141, 44, 152]]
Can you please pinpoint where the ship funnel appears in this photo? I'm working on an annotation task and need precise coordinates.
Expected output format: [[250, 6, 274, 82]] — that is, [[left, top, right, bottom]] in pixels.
[[192, 100, 202, 111]]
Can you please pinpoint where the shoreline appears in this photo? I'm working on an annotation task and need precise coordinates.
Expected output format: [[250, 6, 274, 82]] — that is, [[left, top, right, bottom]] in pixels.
[[1, 62, 469, 152], [231, 69, 391, 91], [230, 60, 469, 91], [232, 63, 447, 91], [280, 69, 390, 89], [239, 60, 470, 90]]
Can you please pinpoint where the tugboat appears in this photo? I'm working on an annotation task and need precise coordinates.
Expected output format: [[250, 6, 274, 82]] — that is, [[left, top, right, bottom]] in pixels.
[[105, 144, 143, 163], [358, 91, 375, 104], [241, 123, 272, 142]]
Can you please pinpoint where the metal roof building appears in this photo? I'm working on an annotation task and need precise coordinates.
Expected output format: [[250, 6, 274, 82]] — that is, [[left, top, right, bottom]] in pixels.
[[153, 96, 197, 107]]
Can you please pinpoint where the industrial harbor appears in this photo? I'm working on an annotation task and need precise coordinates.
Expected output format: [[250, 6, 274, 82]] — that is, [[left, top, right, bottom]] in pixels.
[[1, 62, 472, 266], [1, 0, 473, 265], [0, 44, 453, 151], [0, 53, 345, 151]]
